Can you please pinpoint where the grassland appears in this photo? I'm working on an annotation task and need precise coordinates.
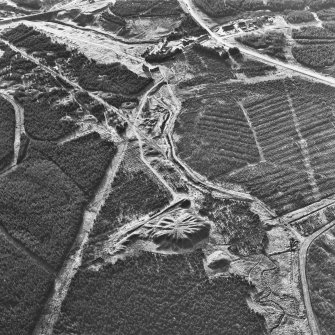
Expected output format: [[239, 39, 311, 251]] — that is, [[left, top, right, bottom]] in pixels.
[[55, 250, 266, 335], [0, 236, 54, 335]]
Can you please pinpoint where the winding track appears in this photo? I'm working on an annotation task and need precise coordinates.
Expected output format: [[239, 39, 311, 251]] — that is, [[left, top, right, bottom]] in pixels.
[[179, 0, 335, 88]]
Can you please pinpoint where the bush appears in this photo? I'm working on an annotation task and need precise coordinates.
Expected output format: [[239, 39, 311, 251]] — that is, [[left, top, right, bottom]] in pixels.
[[229, 46, 241, 56], [55, 250, 266, 335], [0, 96, 16, 170]]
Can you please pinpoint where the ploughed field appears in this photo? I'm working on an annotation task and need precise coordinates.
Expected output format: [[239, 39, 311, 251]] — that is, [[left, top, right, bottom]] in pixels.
[[174, 49, 335, 214]]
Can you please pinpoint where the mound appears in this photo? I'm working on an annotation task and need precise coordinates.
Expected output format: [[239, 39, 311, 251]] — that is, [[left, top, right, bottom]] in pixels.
[[145, 213, 211, 251]]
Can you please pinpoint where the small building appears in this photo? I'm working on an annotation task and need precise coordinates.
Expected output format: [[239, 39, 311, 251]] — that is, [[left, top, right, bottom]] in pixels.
[[222, 24, 235, 32], [238, 21, 247, 29]]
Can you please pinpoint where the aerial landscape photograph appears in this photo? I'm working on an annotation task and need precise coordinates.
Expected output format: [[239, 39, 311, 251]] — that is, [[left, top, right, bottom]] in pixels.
[[2, 0, 335, 334]]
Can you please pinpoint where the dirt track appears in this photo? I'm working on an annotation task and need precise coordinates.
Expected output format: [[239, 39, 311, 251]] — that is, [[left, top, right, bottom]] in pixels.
[[180, 0, 335, 89], [33, 141, 128, 335]]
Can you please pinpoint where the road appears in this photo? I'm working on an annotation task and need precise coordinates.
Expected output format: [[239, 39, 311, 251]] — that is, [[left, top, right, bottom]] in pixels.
[[180, 0, 335, 88], [179, 1, 332, 334], [33, 141, 128, 335], [299, 220, 335, 335], [0, 224, 56, 275]]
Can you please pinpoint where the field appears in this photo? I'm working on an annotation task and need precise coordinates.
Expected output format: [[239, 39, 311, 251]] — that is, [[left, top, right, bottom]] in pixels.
[[229, 79, 335, 213], [175, 97, 260, 179], [307, 226, 335, 334], [0, 236, 54, 335], [55, 250, 266, 335], [0, 96, 16, 170], [174, 51, 335, 214]]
